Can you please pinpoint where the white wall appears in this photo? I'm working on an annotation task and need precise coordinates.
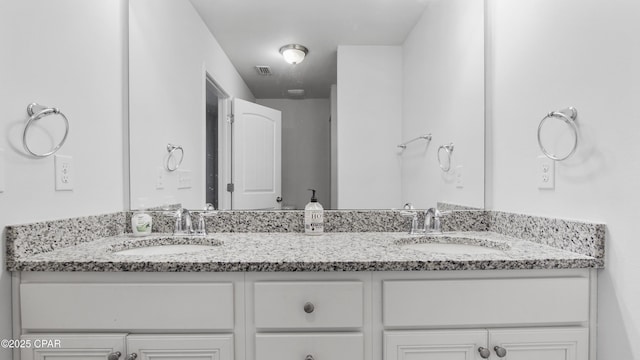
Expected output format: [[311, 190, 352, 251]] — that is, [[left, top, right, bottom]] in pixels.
[[257, 99, 331, 210], [0, 0, 127, 356], [487, 0, 640, 357], [336, 46, 403, 209], [129, 0, 255, 210], [401, 0, 484, 209]]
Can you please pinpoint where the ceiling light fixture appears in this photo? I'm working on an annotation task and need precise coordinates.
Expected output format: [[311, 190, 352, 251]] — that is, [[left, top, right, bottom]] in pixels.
[[279, 44, 308, 65]]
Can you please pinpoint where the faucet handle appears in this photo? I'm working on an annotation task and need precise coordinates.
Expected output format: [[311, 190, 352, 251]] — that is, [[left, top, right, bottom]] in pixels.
[[195, 213, 207, 236], [399, 211, 421, 235]]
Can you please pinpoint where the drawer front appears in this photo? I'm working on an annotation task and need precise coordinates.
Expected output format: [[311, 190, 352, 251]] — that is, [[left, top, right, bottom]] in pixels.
[[254, 281, 363, 329], [255, 333, 363, 360], [383, 277, 589, 327], [21, 283, 234, 330]]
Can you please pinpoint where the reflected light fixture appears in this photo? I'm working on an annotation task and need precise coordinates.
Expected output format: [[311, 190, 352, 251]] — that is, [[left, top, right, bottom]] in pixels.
[[279, 44, 309, 65]]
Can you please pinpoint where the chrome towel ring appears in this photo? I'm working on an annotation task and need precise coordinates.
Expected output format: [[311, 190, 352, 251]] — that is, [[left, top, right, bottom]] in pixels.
[[23, 103, 69, 158], [537, 107, 578, 161], [166, 143, 184, 171], [437, 143, 454, 172]]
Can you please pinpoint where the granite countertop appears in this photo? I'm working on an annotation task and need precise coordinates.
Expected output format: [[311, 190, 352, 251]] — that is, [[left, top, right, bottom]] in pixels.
[[8, 231, 601, 272]]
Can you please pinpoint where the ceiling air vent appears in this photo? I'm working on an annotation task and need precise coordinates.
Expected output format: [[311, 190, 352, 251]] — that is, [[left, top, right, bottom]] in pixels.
[[255, 66, 273, 76], [287, 89, 305, 99]]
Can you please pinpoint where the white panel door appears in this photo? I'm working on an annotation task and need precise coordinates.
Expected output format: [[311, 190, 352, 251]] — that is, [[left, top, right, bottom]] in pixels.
[[126, 334, 233, 360], [232, 98, 282, 210], [20, 334, 126, 360], [488, 328, 589, 360], [384, 330, 487, 360]]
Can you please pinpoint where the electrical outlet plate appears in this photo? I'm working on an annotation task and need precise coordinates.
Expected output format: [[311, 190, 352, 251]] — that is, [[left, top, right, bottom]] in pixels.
[[55, 155, 73, 191], [537, 155, 555, 190], [177, 169, 192, 189]]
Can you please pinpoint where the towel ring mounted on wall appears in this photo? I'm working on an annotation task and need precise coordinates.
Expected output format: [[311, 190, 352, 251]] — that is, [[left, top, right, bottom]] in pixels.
[[437, 143, 454, 172], [23, 103, 70, 158], [537, 107, 578, 161], [166, 143, 184, 171]]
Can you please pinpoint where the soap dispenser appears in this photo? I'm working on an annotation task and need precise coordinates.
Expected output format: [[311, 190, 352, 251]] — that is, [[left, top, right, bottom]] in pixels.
[[304, 189, 324, 235]]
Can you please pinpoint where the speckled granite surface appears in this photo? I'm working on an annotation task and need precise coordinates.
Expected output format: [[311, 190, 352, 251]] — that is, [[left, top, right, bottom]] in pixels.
[[5, 208, 605, 272], [7, 231, 600, 272]]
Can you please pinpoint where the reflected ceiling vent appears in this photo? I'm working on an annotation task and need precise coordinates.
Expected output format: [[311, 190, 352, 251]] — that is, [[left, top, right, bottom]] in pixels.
[[255, 66, 273, 76], [287, 89, 305, 99]]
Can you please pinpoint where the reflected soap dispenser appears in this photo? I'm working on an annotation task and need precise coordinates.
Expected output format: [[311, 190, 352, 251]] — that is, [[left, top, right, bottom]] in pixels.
[[304, 189, 324, 235]]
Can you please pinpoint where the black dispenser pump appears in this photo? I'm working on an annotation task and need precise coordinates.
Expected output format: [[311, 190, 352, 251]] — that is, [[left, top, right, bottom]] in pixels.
[[308, 189, 318, 203]]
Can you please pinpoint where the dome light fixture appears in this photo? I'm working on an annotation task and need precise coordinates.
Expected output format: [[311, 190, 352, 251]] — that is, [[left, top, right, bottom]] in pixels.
[[279, 44, 309, 65]]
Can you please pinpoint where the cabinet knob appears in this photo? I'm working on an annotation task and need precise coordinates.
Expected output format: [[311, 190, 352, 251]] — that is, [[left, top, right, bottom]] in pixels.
[[478, 347, 490, 359], [304, 302, 315, 313], [494, 346, 507, 358], [305, 355, 314, 360], [126, 354, 138, 360], [107, 352, 121, 360]]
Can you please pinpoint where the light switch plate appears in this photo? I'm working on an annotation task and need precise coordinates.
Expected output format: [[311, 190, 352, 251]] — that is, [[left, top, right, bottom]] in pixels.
[[537, 155, 555, 190], [177, 169, 192, 189], [156, 167, 165, 189], [455, 165, 464, 188]]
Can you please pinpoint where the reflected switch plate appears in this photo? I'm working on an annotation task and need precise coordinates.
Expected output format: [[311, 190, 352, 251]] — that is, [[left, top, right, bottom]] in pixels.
[[537, 155, 555, 190], [177, 169, 192, 189]]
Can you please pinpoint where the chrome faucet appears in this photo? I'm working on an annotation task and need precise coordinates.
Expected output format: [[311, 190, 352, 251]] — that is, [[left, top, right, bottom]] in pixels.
[[174, 208, 193, 235], [423, 208, 442, 234]]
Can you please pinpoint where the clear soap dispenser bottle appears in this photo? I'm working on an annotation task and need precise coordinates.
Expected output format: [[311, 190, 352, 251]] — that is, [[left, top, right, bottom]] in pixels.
[[304, 189, 324, 235]]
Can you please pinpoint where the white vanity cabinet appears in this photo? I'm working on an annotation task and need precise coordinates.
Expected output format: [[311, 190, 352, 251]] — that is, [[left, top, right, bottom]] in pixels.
[[13, 269, 597, 360], [20, 334, 233, 360], [376, 270, 595, 360], [384, 328, 588, 360]]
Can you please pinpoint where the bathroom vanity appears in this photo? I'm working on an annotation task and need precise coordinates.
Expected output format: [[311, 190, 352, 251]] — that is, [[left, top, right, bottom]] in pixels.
[[6, 210, 604, 360]]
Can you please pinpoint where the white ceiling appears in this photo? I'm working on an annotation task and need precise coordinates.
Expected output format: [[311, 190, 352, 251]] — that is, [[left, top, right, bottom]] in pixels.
[[189, 0, 431, 99]]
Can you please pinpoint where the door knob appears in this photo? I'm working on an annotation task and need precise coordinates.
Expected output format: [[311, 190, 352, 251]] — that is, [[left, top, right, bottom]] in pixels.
[[494, 346, 507, 357], [126, 354, 137, 360], [303, 302, 315, 313], [107, 352, 121, 360], [305, 355, 314, 360], [276, 196, 283, 203], [478, 347, 490, 359]]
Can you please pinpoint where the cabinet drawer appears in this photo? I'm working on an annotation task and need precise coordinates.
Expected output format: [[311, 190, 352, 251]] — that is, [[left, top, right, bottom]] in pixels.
[[21, 283, 234, 330], [383, 277, 589, 327], [254, 281, 363, 329], [255, 333, 363, 360]]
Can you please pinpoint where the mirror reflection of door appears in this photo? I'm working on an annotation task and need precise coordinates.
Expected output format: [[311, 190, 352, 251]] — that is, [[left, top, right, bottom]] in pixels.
[[232, 98, 282, 210]]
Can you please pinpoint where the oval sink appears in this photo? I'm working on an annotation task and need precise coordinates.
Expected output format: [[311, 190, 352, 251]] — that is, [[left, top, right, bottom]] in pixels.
[[401, 242, 504, 255], [113, 244, 219, 256], [109, 236, 222, 256], [395, 233, 510, 255]]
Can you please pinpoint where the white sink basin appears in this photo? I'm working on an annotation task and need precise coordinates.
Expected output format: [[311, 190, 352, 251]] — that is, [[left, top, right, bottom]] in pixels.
[[113, 244, 219, 256], [396, 233, 510, 255], [401, 242, 504, 255], [110, 236, 222, 256]]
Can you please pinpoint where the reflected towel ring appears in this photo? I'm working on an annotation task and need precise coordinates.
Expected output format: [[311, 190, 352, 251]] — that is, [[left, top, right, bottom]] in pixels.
[[537, 107, 578, 161], [437, 143, 454, 172], [166, 143, 184, 171], [23, 103, 70, 158]]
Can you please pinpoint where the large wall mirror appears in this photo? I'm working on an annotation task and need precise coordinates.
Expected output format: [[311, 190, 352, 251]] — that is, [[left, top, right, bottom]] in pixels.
[[128, 0, 485, 211]]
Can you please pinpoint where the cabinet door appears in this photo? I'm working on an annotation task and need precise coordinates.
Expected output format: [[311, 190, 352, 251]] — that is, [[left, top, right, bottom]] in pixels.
[[384, 330, 487, 360], [489, 328, 588, 360], [20, 334, 126, 360], [126, 334, 233, 360]]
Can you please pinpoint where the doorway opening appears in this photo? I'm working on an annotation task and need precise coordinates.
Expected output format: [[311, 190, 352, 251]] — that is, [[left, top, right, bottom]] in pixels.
[[205, 75, 230, 210]]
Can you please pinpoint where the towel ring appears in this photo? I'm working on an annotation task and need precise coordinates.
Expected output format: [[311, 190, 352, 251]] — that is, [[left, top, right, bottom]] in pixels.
[[23, 103, 69, 158], [437, 143, 454, 172], [537, 107, 578, 161], [166, 143, 184, 171]]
